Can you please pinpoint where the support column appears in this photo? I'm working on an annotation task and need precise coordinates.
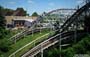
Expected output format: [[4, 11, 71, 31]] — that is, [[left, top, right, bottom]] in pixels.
[[84, 6, 90, 34], [74, 18, 78, 43], [14, 37, 16, 44], [32, 28, 34, 36], [59, 29, 61, 57], [14, 53, 16, 57], [40, 44, 43, 57], [34, 41, 35, 47], [39, 21, 41, 34]]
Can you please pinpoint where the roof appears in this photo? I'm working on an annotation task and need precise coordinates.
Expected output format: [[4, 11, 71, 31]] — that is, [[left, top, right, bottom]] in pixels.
[[13, 18, 34, 22]]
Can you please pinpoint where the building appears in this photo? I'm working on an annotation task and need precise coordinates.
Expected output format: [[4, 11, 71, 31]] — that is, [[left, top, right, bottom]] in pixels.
[[5, 16, 37, 29]]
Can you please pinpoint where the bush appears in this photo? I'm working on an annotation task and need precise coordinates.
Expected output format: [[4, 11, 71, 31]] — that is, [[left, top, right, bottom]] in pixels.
[[46, 48, 60, 57], [0, 39, 11, 52], [45, 35, 90, 57], [62, 48, 75, 57]]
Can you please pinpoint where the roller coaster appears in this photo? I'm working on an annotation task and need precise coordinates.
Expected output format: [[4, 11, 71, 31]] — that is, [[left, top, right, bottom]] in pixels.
[[8, 2, 90, 57], [21, 1, 90, 57], [9, 8, 76, 43]]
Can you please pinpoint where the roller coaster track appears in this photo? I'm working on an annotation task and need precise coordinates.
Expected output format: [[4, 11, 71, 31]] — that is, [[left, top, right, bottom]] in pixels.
[[9, 8, 74, 43], [61, 2, 90, 32], [9, 15, 42, 43], [21, 2, 90, 57], [9, 27, 41, 42], [22, 30, 86, 57], [9, 8, 76, 43], [47, 8, 76, 15]]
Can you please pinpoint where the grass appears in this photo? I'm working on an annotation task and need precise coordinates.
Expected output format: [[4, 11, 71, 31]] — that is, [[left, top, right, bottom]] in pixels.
[[6, 29, 23, 39], [15, 31, 55, 57], [3, 29, 54, 57]]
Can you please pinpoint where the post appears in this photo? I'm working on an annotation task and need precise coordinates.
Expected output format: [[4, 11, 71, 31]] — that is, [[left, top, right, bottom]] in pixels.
[[74, 25, 77, 43], [39, 21, 42, 34], [40, 27, 41, 34], [73, 6, 79, 43], [14, 53, 15, 57], [59, 29, 61, 57], [14, 37, 16, 44], [40, 44, 43, 57], [32, 27, 33, 36], [74, 18, 78, 43], [34, 41, 35, 47]]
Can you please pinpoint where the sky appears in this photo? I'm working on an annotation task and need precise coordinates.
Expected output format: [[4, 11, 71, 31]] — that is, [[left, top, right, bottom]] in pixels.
[[0, 0, 84, 15]]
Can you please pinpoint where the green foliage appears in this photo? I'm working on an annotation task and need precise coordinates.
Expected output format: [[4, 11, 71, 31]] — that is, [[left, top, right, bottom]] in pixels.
[[45, 35, 90, 57], [60, 36, 90, 57], [0, 6, 6, 39], [45, 48, 60, 57], [2, 29, 50, 57], [0, 6, 12, 54], [0, 7, 5, 28], [0, 6, 14, 16], [0, 39, 11, 52], [26, 14, 29, 16], [4, 8, 14, 16], [0, 16, 5, 28], [73, 40, 86, 54], [0, 28, 5, 39], [15, 8, 27, 16], [0, 6, 28, 16], [0, 6, 4, 15], [63, 48, 75, 57], [31, 12, 39, 16]]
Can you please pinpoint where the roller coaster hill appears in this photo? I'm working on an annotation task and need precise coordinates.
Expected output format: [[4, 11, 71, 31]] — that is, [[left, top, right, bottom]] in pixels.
[[21, 1, 90, 57]]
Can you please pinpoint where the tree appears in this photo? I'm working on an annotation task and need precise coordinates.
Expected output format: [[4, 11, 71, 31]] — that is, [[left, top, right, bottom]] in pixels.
[[26, 13, 29, 16], [0, 6, 6, 38], [0, 7, 29, 16], [0, 39, 11, 52], [31, 12, 39, 17], [0, 6, 4, 15], [15, 8, 27, 16], [4, 8, 14, 16], [0, 6, 11, 53], [0, 6, 14, 16]]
